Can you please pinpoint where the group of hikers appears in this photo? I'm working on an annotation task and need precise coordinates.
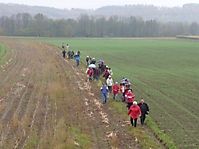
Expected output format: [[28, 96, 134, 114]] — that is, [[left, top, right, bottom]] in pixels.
[[62, 43, 81, 66], [86, 57, 150, 127], [61, 43, 149, 127]]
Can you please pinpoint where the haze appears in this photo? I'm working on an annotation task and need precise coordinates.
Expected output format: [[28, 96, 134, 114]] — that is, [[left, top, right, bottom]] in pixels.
[[0, 0, 199, 9]]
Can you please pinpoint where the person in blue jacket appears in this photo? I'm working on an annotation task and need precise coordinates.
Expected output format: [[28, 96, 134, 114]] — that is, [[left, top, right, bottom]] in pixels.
[[74, 52, 80, 66], [100, 83, 109, 104]]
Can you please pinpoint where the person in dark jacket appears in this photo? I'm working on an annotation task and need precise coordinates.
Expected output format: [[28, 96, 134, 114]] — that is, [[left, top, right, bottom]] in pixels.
[[90, 58, 96, 64], [138, 98, 149, 125], [62, 49, 66, 58]]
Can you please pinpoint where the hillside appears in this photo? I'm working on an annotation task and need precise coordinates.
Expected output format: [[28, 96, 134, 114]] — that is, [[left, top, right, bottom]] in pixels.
[[0, 3, 92, 19], [0, 3, 199, 22]]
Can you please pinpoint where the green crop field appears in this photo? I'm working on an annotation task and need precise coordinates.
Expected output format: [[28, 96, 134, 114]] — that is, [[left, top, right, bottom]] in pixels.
[[41, 38, 199, 149]]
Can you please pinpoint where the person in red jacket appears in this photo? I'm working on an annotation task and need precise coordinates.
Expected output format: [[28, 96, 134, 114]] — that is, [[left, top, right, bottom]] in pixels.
[[128, 101, 141, 127], [86, 67, 94, 81], [112, 82, 120, 100], [103, 66, 110, 80], [125, 90, 135, 109]]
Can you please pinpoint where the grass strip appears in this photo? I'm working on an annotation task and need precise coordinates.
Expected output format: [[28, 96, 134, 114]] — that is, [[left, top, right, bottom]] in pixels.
[[146, 116, 178, 149]]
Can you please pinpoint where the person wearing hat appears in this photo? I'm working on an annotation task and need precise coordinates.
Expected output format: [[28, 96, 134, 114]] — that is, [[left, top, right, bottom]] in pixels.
[[128, 101, 141, 127], [90, 58, 96, 64], [106, 75, 113, 93], [125, 89, 135, 109], [138, 98, 149, 125], [100, 83, 109, 104], [103, 67, 110, 80], [112, 81, 120, 100]]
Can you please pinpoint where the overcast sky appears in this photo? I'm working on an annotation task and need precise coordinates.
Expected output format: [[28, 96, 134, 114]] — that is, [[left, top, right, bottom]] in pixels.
[[0, 0, 198, 9]]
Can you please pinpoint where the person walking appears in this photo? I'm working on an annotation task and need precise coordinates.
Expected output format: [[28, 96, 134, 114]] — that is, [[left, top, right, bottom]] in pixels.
[[86, 67, 94, 81], [66, 44, 69, 51], [100, 83, 109, 104], [125, 90, 135, 109], [106, 75, 113, 93], [86, 56, 90, 66], [138, 98, 149, 125], [128, 101, 141, 127], [62, 43, 65, 49], [74, 53, 80, 66], [112, 82, 120, 100], [120, 82, 125, 102], [93, 68, 100, 81], [62, 49, 66, 58], [103, 66, 110, 80]]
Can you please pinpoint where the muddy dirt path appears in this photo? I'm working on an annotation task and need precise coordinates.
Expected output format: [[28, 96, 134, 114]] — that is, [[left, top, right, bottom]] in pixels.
[[0, 37, 140, 149]]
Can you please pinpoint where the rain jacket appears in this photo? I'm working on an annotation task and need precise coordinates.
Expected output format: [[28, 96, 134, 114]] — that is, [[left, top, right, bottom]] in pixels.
[[125, 91, 135, 103], [128, 105, 141, 119], [86, 68, 94, 77], [112, 84, 120, 94]]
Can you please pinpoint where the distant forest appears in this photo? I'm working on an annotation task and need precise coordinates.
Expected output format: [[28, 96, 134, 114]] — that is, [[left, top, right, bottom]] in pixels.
[[0, 13, 199, 37]]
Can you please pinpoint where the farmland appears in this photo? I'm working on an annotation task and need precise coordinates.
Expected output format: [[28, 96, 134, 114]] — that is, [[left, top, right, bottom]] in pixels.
[[42, 37, 199, 149], [0, 44, 7, 64], [0, 37, 147, 149]]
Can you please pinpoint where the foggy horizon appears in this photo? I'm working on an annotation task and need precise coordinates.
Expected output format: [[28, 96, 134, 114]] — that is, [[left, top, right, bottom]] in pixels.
[[0, 0, 199, 9]]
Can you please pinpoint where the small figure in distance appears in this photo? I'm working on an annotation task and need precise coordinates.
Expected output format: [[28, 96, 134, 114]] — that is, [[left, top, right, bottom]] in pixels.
[[128, 101, 141, 127], [108, 67, 113, 76], [66, 44, 69, 51], [112, 82, 120, 100], [62, 42, 65, 49], [62, 49, 66, 58], [86, 67, 94, 81], [100, 83, 109, 104], [90, 58, 96, 65], [103, 66, 110, 80], [138, 98, 149, 125], [106, 75, 113, 93], [74, 52, 80, 67], [86, 56, 90, 66]]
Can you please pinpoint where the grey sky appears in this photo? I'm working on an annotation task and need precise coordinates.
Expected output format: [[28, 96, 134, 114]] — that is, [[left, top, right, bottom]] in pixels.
[[0, 0, 198, 9]]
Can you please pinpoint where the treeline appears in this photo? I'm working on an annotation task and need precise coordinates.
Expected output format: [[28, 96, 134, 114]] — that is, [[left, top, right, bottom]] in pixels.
[[0, 13, 199, 37]]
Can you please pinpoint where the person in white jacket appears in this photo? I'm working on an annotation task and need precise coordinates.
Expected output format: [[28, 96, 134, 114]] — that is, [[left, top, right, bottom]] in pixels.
[[106, 75, 113, 93]]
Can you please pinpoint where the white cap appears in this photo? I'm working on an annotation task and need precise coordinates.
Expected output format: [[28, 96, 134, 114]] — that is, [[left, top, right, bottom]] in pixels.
[[133, 101, 137, 105]]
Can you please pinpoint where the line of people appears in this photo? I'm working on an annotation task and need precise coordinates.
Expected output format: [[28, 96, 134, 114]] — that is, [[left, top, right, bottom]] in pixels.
[[61, 43, 81, 67], [85, 56, 150, 127], [61, 44, 150, 128]]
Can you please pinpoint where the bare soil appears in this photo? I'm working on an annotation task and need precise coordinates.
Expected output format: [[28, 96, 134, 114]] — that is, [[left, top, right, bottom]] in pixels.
[[0, 37, 140, 149]]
